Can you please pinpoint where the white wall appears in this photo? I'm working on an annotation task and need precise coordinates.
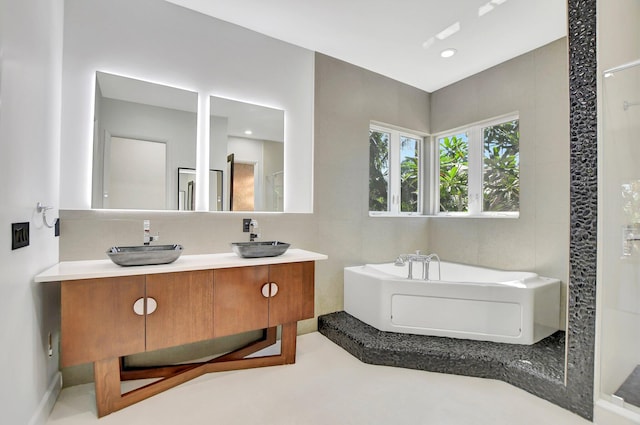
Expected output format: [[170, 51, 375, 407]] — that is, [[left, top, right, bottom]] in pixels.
[[0, 0, 63, 423], [60, 0, 314, 212]]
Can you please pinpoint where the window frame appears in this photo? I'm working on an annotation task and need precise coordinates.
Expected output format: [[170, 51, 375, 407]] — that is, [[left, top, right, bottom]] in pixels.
[[432, 113, 520, 218], [369, 123, 425, 217]]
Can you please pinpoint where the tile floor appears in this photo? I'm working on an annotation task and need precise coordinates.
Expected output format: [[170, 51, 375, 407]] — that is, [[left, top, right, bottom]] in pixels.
[[46, 332, 591, 425]]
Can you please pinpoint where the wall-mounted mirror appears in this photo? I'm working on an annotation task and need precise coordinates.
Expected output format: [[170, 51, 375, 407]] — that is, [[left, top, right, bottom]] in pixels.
[[92, 71, 198, 210], [178, 167, 223, 211], [210, 96, 284, 212]]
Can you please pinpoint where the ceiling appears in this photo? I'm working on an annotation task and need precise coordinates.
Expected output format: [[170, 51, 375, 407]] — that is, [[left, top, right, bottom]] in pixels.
[[164, 0, 567, 93]]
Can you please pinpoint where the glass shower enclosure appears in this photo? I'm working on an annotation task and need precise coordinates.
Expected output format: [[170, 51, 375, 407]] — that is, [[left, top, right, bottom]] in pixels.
[[598, 58, 640, 423]]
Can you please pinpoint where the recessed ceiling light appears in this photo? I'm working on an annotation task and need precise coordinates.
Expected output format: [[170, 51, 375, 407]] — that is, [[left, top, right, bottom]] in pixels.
[[244, 129, 253, 135], [440, 48, 457, 58]]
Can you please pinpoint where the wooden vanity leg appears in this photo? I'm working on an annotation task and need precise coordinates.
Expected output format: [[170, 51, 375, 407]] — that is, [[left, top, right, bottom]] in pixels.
[[94, 357, 122, 417], [280, 322, 298, 364]]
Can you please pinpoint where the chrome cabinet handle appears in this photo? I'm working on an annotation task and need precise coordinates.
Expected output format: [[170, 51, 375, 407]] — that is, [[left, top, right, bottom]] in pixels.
[[269, 282, 279, 297], [261, 283, 270, 298]]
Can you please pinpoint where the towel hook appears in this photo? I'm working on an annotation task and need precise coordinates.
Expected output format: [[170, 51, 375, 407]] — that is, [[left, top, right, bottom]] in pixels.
[[36, 202, 56, 228]]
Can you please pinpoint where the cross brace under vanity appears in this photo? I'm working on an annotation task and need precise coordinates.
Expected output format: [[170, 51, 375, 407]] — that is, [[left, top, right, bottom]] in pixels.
[[94, 325, 296, 417]]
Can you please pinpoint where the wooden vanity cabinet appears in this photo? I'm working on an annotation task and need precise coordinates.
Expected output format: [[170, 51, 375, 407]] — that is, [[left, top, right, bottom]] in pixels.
[[267, 261, 315, 326], [213, 265, 270, 336], [61, 269, 214, 367], [145, 269, 214, 351], [213, 261, 315, 337], [56, 258, 319, 417], [61, 275, 146, 367]]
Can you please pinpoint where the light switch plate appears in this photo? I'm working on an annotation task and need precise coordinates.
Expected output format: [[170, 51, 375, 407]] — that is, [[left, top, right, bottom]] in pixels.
[[12, 222, 29, 250]]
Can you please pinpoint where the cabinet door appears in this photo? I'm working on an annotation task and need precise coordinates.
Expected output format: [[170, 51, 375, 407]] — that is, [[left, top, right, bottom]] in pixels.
[[213, 266, 269, 337], [61, 276, 145, 367], [268, 261, 315, 326], [145, 270, 214, 352]]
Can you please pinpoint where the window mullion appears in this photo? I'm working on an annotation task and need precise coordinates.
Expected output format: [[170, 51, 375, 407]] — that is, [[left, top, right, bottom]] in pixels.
[[428, 136, 439, 215], [468, 126, 483, 214], [389, 131, 401, 214]]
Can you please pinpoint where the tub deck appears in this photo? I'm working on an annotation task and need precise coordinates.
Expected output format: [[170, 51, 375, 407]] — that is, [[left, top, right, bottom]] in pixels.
[[319, 311, 569, 412]]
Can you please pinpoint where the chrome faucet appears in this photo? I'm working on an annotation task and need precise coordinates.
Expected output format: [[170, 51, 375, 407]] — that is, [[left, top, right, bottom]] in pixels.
[[423, 253, 441, 281], [143, 220, 159, 245], [249, 219, 260, 242], [394, 251, 441, 280]]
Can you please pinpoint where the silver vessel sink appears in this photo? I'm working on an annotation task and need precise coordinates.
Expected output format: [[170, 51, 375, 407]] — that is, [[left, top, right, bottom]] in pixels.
[[231, 241, 290, 258], [107, 244, 183, 266]]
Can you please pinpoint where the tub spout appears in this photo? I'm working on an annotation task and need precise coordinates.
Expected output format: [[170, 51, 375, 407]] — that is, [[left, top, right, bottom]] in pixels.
[[424, 254, 441, 280]]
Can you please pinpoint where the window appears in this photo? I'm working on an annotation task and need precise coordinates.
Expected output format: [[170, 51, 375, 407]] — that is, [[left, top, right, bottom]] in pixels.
[[436, 115, 519, 216], [369, 124, 422, 215]]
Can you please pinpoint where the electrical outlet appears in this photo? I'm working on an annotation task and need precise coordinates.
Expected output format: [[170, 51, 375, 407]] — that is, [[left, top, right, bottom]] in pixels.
[[243, 218, 251, 232], [11, 222, 29, 250]]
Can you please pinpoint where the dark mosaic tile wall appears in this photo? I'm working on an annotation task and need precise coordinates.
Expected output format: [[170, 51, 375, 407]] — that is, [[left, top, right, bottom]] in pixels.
[[565, 0, 598, 420]]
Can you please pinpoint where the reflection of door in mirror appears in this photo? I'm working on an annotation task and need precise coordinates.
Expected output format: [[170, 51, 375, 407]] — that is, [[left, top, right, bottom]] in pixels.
[[233, 162, 255, 211], [177, 168, 223, 211], [210, 169, 224, 211], [104, 136, 166, 210]]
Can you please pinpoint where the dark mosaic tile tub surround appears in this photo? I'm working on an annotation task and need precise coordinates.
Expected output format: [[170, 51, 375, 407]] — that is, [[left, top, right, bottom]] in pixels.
[[319, 0, 598, 420], [319, 312, 567, 402]]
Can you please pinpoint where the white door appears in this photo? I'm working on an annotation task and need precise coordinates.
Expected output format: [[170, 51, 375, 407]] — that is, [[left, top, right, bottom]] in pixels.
[[105, 136, 166, 209]]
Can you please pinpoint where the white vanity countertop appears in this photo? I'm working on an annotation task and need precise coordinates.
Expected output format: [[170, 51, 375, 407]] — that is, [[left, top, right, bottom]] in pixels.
[[35, 248, 328, 282]]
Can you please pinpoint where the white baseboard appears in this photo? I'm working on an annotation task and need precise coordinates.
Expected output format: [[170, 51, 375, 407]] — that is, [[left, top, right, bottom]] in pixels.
[[28, 372, 62, 425]]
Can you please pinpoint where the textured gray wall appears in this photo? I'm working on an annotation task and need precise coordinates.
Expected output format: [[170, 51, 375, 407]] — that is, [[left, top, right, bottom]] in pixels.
[[429, 38, 570, 329]]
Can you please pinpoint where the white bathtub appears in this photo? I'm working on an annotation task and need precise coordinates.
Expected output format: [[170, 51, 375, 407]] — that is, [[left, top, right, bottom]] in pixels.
[[344, 261, 561, 345]]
